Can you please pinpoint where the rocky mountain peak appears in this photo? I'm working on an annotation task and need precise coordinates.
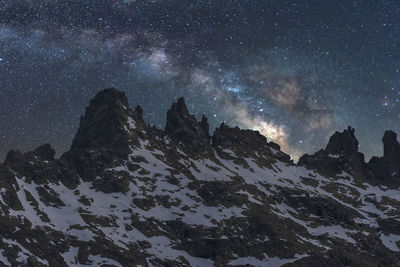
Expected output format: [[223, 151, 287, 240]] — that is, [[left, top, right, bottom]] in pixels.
[[325, 126, 359, 156], [199, 114, 210, 137], [69, 88, 133, 151], [62, 88, 144, 180], [212, 123, 292, 163], [3, 144, 73, 185], [212, 122, 267, 149], [299, 126, 365, 176], [134, 104, 144, 122], [2, 88, 400, 266], [92, 87, 129, 108], [33, 144, 56, 161], [4, 143, 55, 166], [382, 130, 400, 161], [367, 130, 400, 186], [169, 97, 188, 114], [165, 97, 210, 153]]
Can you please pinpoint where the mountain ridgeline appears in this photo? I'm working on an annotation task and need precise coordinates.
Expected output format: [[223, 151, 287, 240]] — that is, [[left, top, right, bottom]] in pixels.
[[0, 88, 400, 266]]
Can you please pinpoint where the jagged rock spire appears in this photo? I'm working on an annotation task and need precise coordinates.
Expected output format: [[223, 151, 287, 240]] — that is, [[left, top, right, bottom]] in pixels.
[[165, 97, 210, 153], [134, 104, 144, 122], [70, 88, 139, 151], [299, 126, 365, 176], [325, 126, 359, 156], [367, 130, 400, 186], [382, 130, 400, 161], [63, 88, 144, 180], [200, 114, 210, 137]]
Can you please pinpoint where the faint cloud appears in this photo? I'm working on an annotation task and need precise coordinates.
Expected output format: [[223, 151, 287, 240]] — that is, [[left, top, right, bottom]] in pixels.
[[248, 62, 335, 134]]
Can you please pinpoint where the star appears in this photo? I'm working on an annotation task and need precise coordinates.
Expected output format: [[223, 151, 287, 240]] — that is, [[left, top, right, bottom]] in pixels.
[[0, 0, 399, 162]]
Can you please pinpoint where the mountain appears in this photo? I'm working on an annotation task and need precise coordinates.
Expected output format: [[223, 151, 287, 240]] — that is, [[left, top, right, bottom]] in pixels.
[[0, 88, 400, 266]]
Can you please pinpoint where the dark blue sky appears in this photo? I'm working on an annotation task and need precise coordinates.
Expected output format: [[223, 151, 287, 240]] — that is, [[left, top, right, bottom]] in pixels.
[[1, 0, 399, 161]]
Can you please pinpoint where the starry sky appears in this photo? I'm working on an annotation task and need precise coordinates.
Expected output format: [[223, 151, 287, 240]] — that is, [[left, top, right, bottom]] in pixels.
[[1, 0, 399, 161]]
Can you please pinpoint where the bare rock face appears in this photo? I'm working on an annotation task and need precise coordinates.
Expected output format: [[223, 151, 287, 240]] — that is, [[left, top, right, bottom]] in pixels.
[[212, 123, 292, 164], [70, 88, 141, 151], [199, 114, 210, 137], [4, 144, 79, 188], [299, 126, 366, 176], [212, 123, 268, 149], [382, 130, 400, 163], [325, 126, 359, 156], [5, 143, 55, 165], [2, 88, 400, 266], [367, 130, 400, 186], [0, 163, 23, 210], [165, 97, 210, 154], [33, 144, 56, 161], [62, 88, 145, 181]]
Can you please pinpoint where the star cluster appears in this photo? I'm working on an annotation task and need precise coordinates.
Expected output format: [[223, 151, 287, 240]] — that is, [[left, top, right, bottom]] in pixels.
[[1, 0, 400, 161]]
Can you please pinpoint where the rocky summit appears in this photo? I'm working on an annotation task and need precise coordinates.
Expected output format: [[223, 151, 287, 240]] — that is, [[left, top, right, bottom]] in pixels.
[[0, 88, 400, 267]]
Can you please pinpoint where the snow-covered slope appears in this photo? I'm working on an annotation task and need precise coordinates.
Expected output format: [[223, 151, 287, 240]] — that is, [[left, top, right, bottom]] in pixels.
[[0, 88, 400, 266]]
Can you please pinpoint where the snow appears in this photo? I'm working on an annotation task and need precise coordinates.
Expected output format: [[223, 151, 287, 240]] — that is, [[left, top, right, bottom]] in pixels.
[[16, 251, 28, 264], [4, 134, 400, 265], [11, 180, 44, 226], [3, 239, 48, 265], [380, 233, 400, 251], [11, 179, 88, 231], [146, 235, 214, 266], [0, 249, 10, 265], [190, 158, 234, 182], [272, 202, 308, 228], [229, 253, 307, 267], [127, 116, 136, 129], [88, 254, 124, 267], [67, 228, 95, 241], [237, 189, 263, 205], [308, 225, 356, 244], [221, 148, 235, 155], [61, 246, 79, 266]]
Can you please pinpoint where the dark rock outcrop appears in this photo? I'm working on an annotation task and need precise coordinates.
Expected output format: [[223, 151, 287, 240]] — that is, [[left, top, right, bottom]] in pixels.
[[165, 97, 210, 154], [212, 123, 292, 164], [325, 126, 359, 157], [2, 88, 400, 266], [0, 163, 23, 210], [4, 144, 79, 187], [33, 144, 56, 161], [299, 127, 400, 187], [212, 123, 268, 150], [299, 126, 366, 176], [367, 130, 400, 186], [4, 145, 57, 183], [5, 143, 55, 166], [69, 88, 141, 152], [382, 130, 400, 161], [61, 88, 145, 180], [199, 115, 210, 137]]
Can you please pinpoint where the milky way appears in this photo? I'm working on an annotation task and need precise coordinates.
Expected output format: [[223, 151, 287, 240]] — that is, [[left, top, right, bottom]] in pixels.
[[1, 0, 399, 161]]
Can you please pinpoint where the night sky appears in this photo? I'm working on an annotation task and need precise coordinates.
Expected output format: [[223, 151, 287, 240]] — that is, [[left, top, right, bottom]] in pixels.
[[1, 0, 399, 161]]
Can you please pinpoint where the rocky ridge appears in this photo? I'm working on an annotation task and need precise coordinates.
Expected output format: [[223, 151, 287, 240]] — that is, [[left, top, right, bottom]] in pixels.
[[0, 88, 399, 266]]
